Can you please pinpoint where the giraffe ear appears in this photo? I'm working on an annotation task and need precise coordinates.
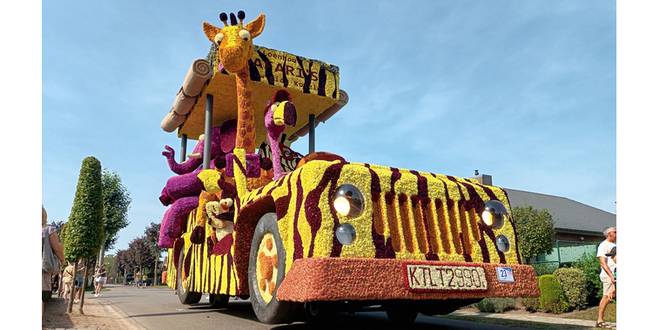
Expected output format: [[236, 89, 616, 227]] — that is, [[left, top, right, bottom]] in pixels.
[[245, 13, 266, 39], [203, 22, 221, 43]]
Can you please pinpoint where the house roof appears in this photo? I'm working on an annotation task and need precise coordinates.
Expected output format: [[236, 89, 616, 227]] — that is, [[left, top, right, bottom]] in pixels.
[[504, 188, 616, 235]]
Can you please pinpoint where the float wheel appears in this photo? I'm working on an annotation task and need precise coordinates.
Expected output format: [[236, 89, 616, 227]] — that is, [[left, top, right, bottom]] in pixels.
[[176, 246, 201, 305], [248, 213, 300, 323]]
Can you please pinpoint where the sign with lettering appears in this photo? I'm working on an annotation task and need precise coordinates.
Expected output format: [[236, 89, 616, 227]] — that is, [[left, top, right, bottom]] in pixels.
[[496, 266, 515, 283], [404, 264, 488, 291], [209, 45, 340, 99]]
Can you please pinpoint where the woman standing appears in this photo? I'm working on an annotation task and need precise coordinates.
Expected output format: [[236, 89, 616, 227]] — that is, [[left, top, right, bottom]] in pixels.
[[42, 207, 64, 311], [94, 265, 107, 297]]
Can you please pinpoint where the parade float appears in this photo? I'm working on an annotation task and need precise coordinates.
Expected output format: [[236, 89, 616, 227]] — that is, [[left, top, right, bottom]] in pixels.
[[158, 10, 539, 324]]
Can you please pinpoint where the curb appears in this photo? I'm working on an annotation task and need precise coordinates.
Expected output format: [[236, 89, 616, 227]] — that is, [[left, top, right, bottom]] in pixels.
[[451, 310, 616, 328]]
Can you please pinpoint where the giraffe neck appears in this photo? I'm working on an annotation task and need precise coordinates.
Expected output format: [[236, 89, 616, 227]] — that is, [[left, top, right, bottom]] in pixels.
[[235, 68, 255, 153]]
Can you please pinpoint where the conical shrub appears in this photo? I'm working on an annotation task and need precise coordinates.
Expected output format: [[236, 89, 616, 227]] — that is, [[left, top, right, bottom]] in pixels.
[[63, 156, 104, 261]]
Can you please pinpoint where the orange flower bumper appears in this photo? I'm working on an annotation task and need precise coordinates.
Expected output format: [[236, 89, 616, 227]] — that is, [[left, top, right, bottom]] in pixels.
[[277, 257, 539, 302]]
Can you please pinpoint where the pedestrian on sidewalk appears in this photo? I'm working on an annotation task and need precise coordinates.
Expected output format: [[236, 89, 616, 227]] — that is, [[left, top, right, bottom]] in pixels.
[[94, 265, 107, 297], [605, 246, 617, 300], [596, 226, 616, 328], [74, 263, 86, 303], [62, 262, 75, 301], [42, 207, 64, 312]]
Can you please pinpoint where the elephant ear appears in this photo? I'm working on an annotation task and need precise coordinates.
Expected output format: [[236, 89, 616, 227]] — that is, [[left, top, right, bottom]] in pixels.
[[220, 119, 237, 153]]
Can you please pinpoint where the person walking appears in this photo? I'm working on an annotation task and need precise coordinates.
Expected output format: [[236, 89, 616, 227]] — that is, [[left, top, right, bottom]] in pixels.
[[42, 207, 64, 313], [62, 262, 75, 302], [94, 265, 107, 297], [74, 264, 86, 303], [596, 226, 616, 328]]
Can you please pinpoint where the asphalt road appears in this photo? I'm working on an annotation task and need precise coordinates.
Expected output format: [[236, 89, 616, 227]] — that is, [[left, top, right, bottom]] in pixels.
[[95, 285, 528, 330]]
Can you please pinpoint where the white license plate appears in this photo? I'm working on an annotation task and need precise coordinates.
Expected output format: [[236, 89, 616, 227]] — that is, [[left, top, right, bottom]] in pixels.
[[405, 264, 488, 291], [496, 267, 515, 283]]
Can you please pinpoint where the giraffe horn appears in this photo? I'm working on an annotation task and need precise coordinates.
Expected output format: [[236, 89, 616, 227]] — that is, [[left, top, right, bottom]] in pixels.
[[219, 12, 228, 27], [238, 10, 245, 25], [229, 13, 237, 26]]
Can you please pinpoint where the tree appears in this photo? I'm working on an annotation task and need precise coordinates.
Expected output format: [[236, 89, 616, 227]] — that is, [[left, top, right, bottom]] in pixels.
[[512, 206, 555, 262], [144, 222, 163, 285], [127, 236, 155, 280], [63, 156, 104, 314], [98, 170, 131, 263]]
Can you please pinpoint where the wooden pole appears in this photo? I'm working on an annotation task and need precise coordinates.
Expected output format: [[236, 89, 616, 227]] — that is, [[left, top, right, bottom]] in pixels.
[[66, 260, 78, 313], [78, 259, 89, 314]]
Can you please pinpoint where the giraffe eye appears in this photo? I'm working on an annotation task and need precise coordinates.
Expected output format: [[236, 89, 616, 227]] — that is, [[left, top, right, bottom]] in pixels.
[[214, 33, 224, 45], [239, 29, 250, 41]]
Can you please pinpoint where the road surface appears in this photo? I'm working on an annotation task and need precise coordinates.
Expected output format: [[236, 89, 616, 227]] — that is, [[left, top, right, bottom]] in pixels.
[[94, 285, 529, 329]]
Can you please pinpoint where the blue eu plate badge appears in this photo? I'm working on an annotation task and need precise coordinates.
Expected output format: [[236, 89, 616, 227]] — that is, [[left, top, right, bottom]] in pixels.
[[496, 267, 515, 283]]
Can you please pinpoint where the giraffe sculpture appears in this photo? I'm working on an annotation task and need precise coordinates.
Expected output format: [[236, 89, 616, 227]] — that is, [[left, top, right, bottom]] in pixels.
[[203, 11, 265, 195]]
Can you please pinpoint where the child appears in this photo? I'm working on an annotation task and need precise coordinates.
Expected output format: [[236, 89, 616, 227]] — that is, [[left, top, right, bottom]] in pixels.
[[605, 246, 616, 299], [62, 262, 75, 302]]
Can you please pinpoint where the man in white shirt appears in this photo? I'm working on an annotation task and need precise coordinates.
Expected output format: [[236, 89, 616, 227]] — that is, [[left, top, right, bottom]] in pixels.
[[596, 226, 616, 328]]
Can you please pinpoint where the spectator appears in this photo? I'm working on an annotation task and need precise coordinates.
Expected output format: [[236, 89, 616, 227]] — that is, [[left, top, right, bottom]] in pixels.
[[62, 262, 75, 302], [94, 265, 107, 297], [596, 226, 616, 328], [42, 207, 64, 312], [74, 264, 86, 303], [605, 246, 617, 300]]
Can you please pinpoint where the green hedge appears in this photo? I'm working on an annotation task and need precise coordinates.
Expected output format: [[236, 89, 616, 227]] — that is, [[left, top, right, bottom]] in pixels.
[[553, 268, 588, 310], [538, 274, 569, 313], [521, 297, 540, 312], [475, 298, 516, 313], [532, 262, 558, 276], [573, 253, 603, 305]]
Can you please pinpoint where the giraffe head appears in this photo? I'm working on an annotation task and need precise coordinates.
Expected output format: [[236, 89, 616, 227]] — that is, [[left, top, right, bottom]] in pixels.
[[203, 11, 266, 73]]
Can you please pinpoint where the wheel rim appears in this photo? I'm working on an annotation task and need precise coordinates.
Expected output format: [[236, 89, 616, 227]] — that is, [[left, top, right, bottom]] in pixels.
[[255, 232, 278, 304]]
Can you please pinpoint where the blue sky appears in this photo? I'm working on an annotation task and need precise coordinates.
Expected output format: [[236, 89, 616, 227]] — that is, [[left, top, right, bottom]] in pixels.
[[43, 0, 615, 254]]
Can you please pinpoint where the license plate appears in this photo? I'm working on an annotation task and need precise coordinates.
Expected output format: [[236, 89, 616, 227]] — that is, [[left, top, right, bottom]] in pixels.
[[405, 264, 488, 291], [496, 267, 515, 283]]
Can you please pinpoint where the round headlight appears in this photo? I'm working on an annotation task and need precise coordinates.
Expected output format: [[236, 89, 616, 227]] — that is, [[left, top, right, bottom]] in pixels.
[[332, 184, 364, 218], [335, 223, 356, 245], [481, 200, 507, 229], [496, 235, 510, 252]]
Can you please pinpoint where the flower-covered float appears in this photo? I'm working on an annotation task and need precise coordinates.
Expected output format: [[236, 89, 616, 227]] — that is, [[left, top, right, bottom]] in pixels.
[[158, 10, 539, 325]]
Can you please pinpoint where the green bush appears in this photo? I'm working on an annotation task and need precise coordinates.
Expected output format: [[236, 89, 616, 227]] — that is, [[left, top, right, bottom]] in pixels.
[[521, 297, 540, 312], [573, 253, 602, 305], [553, 268, 588, 310], [512, 206, 555, 260], [532, 262, 558, 276], [63, 157, 105, 261], [475, 298, 516, 313], [538, 274, 569, 313]]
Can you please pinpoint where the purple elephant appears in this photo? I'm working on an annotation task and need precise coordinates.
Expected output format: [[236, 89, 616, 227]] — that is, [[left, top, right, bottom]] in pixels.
[[158, 120, 236, 248], [159, 120, 236, 205]]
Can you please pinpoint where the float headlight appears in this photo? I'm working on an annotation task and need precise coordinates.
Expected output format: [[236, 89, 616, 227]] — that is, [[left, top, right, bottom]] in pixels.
[[481, 200, 507, 229], [332, 184, 364, 217], [335, 223, 357, 245], [496, 235, 510, 252]]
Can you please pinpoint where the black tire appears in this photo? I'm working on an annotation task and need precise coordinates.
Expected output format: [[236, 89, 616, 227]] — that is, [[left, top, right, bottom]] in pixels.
[[386, 308, 418, 325], [209, 294, 229, 308], [303, 301, 336, 324], [177, 246, 202, 305], [248, 213, 300, 324]]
